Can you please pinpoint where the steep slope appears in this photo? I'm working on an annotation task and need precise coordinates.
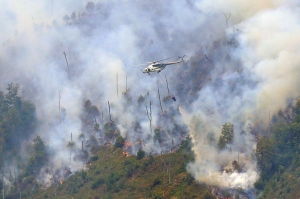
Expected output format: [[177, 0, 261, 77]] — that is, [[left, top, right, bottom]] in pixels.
[[25, 143, 216, 199]]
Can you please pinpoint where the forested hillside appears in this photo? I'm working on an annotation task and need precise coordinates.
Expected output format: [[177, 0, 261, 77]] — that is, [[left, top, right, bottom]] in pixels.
[[1, 82, 299, 198], [0, 83, 48, 198], [23, 140, 216, 199], [254, 100, 300, 198], [1, 1, 300, 199], [0, 83, 36, 155]]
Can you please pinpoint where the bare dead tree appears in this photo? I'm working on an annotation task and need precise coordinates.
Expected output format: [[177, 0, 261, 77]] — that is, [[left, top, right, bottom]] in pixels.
[[8, 172, 11, 186], [223, 13, 231, 28], [68, 47, 70, 62], [51, 169, 57, 197], [108, 101, 114, 123], [0, 162, 5, 199], [70, 133, 72, 166], [116, 72, 118, 97], [165, 75, 170, 96], [94, 114, 99, 131], [59, 91, 61, 123], [145, 102, 152, 133], [1, 167, 4, 199], [157, 85, 164, 114], [13, 167, 21, 199], [269, 110, 271, 134], [205, 54, 213, 68], [168, 160, 171, 184], [126, 75, 128, 93], [67, 133, 75, 166], [63, 51, 70, 79]]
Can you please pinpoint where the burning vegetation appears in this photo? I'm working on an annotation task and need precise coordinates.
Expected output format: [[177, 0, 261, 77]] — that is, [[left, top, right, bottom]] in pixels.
[[0, 0, 300, 199]]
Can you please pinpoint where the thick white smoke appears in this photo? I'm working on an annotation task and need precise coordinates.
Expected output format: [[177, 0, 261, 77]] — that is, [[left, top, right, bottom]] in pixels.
[[0, 0, 299, 191], [183, 0, 300, 189]]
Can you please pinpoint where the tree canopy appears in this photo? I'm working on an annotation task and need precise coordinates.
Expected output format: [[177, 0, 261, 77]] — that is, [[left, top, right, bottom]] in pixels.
[[218, 122, 234, 149]]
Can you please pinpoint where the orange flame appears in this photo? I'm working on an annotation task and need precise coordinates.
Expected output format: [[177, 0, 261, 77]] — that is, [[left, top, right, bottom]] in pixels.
[[122, 151, 130, 157], [124, 141, 131, 149]]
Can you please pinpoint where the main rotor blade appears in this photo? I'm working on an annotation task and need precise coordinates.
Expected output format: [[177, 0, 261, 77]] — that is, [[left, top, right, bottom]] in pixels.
[[149, 56, 174, 63], [133, 63, 148, 66]]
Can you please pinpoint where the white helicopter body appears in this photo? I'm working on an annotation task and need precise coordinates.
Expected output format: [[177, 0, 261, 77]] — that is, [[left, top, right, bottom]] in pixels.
[[142, 56, 185, 74]]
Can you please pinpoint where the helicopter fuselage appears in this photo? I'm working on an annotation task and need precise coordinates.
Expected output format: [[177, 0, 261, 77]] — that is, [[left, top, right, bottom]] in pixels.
[[142, 56, 185, 74], [143, 63, 167, 74]]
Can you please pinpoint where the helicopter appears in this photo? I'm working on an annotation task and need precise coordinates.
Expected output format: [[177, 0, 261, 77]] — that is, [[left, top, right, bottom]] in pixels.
[[142, 55, 185, 74]]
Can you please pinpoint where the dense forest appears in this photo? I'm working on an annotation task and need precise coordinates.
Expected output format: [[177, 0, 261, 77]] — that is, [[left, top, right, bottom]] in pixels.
[[0, 83, 48, 198], [254, 100, 300, 198], [0, 82, 299, 198], [0, 83, 215, 199]]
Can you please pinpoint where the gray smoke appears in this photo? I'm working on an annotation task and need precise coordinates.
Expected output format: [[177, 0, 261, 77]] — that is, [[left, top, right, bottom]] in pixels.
[[0, 0, 299, 190]]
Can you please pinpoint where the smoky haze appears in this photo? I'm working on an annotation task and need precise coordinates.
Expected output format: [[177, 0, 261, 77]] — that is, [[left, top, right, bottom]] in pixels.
[[0, 0, 299, 191]]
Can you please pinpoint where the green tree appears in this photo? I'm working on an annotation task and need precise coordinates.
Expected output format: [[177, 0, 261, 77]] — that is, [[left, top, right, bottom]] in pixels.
[[89, 105, 99, 116], [25, 136, 48, 175], [255, 137, 275, 180], [289, 122, 300, 153], [137, 95, 145, 104], [0, 83, 36, 174], [1, 108, 23, 151], [94, 122, 100, 131], [293, 98, 300, 122], [71, 12, 76, 20], [232, 160, 241, 172], [63, 15, 70, 23], [115, 136, 125, 148], [293, 98, 300, 114], [5, 83, 21, 109], [20, 101, 36, 132], [34, 136, 48, 166], [137, 149, 145, 160], [104, 122, 119, 139], [218, 122, 234, 149], [0, 91, 4, 120], [86, 2, 95, 13], [84, 99, 92, 111]]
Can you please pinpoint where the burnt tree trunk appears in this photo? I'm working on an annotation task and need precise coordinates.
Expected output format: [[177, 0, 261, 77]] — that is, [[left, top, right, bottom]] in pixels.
[[157, 85, 163, 114]]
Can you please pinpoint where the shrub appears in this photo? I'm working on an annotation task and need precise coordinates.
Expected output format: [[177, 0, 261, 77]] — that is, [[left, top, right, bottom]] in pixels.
[[150, 177, 161, 189], [91, 155, 99, 161], [185, 173, 194, 185], [91, 178, 105, 189], [254, 178, 265, 190], [115, 136, 125, 148], [137, 149, 145, 160]]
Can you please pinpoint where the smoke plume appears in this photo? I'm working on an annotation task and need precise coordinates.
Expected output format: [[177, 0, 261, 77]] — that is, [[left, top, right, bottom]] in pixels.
[[0, 0, 299, 191]]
